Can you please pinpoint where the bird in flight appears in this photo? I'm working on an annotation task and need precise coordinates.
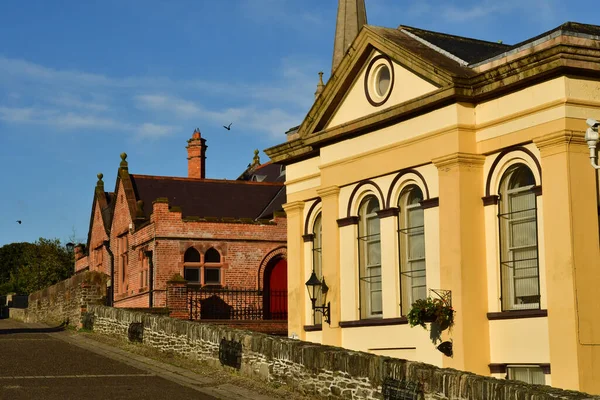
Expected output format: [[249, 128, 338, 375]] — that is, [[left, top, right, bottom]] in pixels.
[[223, 123, 232, 131], [16, 220, 21, 224]]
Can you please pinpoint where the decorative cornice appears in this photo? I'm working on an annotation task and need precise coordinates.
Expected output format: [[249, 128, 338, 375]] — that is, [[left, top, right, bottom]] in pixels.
[[337, 216, 360, 227], [432, 152, 486, 169], [282, 201, 305, 214], [376, 207, 398, 219], [482, 195, 499, 206], [316, 186, 341, 198], [302, 234, 315, 243], [420, 197, 439, 209], [533, 130, 587, 151]]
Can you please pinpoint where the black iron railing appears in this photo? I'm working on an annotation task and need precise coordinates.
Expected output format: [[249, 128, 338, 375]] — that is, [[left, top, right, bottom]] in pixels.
[[188, 286, 287, 321]]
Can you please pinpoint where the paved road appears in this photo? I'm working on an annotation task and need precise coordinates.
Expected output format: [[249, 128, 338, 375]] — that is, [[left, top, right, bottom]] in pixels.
[[0, 319, 276, 400]]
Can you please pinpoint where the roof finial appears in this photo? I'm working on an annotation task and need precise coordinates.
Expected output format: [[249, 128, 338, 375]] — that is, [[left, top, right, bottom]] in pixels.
[[314, 71, 325, 99], [332, 0, 367, 75], [252, 149, 261, 166], [120, 153, 128, 170], [96, 173, 104, 190]]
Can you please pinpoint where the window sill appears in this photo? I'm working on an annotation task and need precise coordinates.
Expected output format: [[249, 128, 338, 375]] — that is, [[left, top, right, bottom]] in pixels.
[[487, 309, 547, 320], [303, 324, 322, 332], [339, 317, 408, 328]]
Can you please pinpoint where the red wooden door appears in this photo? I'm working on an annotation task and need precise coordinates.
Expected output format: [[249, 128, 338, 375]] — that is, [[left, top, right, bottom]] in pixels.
[[268, 259, 287, 319]]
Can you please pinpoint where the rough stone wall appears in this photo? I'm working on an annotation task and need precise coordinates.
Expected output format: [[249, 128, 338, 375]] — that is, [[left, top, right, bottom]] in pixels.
[[87, 305, 598, 400], [25, 272, 108, 327]]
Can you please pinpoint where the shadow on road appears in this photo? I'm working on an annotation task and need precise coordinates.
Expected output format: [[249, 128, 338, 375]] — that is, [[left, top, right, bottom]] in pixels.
[[0, 322, 67, 335]]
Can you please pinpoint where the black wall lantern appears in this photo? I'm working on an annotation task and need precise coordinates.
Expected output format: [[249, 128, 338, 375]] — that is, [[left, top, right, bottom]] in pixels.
[[305, 271, 331, 324]]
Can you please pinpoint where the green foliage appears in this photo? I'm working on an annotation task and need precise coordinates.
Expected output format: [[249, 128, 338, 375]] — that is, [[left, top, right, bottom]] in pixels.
[[0, 238, 74, 295], [407, 297, 455, 345]]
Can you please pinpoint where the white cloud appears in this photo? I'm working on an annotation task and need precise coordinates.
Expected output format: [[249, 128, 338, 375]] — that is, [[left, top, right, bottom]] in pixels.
[[0, 106, 126, 131], [136, 123, 178, 139], [0, 54, 316, 142]]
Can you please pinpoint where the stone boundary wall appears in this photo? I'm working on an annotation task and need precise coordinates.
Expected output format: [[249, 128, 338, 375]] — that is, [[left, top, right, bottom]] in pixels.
[[23, 271, 108, 327], [87, 304, 598, 400]]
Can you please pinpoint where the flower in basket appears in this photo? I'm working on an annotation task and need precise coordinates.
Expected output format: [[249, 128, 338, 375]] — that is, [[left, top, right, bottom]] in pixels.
[[407, 297, 455, 345]]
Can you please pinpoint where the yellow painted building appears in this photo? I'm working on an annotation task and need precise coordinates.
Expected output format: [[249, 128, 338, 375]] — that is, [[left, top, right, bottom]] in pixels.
[[265, 0, 600, 395]]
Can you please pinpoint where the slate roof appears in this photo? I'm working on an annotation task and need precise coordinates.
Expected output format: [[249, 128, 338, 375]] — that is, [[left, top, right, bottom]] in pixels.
[[367, 26, 475, 77], [399, 25, 511, 64], [237, 161, 285, 183], [129, 175, 285, 220], [507, 22, 600, 51]]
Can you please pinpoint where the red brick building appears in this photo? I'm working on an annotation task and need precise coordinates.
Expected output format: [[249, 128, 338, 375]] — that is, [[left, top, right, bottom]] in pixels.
[[75, 129, 287, 309]]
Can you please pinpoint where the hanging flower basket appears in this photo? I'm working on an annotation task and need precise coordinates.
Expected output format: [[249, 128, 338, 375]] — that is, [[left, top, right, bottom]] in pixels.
[[407, 297, 454, 345]]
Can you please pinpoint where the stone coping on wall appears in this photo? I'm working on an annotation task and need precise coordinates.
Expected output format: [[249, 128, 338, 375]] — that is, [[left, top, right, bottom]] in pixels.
[[86, 304, 598, 400]]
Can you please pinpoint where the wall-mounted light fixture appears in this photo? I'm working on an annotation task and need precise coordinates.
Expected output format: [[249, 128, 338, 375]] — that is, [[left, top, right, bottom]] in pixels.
[[584, 118, 600, 169], [305, 271, 331, 325]]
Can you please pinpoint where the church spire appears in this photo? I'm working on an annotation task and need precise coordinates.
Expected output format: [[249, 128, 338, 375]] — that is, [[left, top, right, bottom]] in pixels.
[[331, 0, 367, 75]]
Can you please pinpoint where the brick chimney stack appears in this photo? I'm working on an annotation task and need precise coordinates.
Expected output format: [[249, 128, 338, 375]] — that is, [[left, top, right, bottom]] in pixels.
[[186, 128, 207, 179]]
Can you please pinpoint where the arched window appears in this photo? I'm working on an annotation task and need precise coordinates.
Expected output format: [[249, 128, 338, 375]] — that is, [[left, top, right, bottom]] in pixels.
[[398, 185, 426, 315], [358, 196, 382, 319], [183, 247, 201, 283], [312, 213, 323, 324], [498, 164, 539, 311], [203, 247, 222, 285], [205, 247, 221, 263]]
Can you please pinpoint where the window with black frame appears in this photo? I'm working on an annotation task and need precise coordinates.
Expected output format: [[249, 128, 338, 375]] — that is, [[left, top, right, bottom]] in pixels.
[[498, 164, 540, 311], [358, 196, 382, 319], [398, 185, 426, 316]]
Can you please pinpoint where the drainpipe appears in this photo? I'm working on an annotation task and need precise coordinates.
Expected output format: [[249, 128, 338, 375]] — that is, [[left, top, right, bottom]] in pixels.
[[103, 240, 114, 306], [144, 250, 154, 308]]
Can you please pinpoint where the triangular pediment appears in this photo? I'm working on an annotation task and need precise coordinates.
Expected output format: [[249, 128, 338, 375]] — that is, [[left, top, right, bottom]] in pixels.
[[297, 25, 469, 140]]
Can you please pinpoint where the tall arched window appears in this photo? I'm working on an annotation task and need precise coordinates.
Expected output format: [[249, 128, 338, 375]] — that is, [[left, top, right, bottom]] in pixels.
[[358, 196, 382, 319], [184, 247, 201, 283], [398, 185, 426, 315], [312, 213, 323, 324], [498, 164, 539, 311]]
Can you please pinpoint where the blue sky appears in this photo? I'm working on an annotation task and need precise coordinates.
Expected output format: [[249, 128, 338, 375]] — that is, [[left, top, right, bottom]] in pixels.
[[0, 0, 596, 246]]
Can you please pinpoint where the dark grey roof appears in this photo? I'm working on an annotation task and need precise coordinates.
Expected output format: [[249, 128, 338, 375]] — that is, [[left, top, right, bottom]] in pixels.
[[399, 25, 511, 64], [129, 175, 284, 220], [507, 21, 600, 50]]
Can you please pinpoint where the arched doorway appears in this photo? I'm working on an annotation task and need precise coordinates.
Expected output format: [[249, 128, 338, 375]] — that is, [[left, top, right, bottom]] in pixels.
[[263, 257, 287, 320]]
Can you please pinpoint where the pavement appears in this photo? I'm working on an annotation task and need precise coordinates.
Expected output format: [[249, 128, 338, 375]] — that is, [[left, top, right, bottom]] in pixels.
[[0, 318, 284, 400]]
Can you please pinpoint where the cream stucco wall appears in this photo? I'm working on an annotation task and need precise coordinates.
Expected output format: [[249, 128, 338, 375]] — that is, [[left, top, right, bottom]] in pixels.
[[342, 324, 443, 366], [489, 318, 550, 363], [326, 51, 439, 130]]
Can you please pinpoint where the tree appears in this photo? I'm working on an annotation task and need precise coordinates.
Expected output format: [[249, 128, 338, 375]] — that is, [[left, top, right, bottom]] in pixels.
[[0, 238, 74, 295]]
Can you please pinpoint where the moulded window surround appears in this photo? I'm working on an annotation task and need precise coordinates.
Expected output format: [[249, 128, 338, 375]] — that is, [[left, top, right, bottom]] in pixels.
[[498, 164, 540, 311], [184, 247, 202, 284], [364, 55, 394, 107], [312, 213, 323, 324], [203, 247, 223, 286], [398, 185, 426, 315], [358, 196, 383, 319]]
